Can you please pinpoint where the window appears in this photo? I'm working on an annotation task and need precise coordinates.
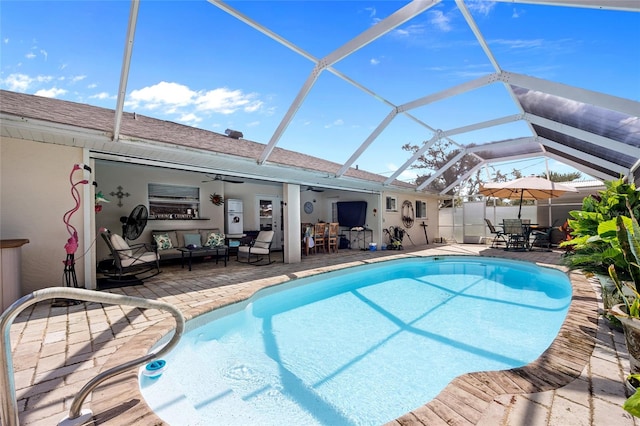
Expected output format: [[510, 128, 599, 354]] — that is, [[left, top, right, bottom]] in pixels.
[[415, 200, 427, 218], [148, 183, 200, 219], [385, 196, 397, 211]]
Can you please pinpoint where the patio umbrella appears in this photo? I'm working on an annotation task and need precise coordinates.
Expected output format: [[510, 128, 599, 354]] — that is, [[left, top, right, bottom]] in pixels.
[[479, 176, 578, 219]]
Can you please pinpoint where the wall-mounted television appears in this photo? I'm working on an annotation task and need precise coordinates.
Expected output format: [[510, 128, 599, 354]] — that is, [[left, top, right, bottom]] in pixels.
[[337, 201, 367, 228]]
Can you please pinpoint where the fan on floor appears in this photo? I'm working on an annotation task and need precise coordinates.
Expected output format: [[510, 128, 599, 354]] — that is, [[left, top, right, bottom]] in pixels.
[[120, 204, 148, 241], [303, 186, 324, 192], [201, 174, 244, 184]]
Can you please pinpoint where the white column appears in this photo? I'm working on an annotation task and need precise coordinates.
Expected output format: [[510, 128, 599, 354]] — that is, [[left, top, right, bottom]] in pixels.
[[283, 183, 301, 263]]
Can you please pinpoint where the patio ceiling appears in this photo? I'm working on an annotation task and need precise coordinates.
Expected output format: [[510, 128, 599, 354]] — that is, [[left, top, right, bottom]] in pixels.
[[2, 0, 639, 196], [142, 0, 640, 194]]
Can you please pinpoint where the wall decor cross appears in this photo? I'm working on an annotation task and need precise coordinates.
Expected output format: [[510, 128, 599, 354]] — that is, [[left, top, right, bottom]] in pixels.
[[109, 185, 130, 207]]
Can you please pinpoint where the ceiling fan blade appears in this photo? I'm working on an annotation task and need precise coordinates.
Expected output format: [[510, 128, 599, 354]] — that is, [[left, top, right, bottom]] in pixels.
[[303, 186, 324, 192], [202, 174, 244, 184], [222, 178, 244, 184]]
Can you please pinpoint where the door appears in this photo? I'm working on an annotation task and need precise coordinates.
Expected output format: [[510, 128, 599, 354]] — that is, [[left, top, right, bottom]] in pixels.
[[256, 195, 282, 250]]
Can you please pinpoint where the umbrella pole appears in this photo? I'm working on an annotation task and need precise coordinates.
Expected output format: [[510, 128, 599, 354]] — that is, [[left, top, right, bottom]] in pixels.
[[518, 190, 523, 219]]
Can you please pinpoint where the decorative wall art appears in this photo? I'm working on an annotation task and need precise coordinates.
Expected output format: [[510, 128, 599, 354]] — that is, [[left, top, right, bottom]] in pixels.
[[210, 193, 224, 206], [401, 200, 415, 228], [109, 185, 130, 207]]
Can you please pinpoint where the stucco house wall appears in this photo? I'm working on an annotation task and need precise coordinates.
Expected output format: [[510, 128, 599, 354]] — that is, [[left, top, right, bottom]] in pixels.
[[1, 137, 86, 295]]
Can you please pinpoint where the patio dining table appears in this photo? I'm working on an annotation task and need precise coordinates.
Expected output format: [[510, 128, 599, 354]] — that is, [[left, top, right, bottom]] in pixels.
[[503, 219, 540, 251]]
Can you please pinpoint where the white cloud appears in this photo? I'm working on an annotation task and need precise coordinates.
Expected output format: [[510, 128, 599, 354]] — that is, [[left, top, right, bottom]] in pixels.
[[3, 38, 8, 44], [196, 87, 262, 115], [370, 58, 380, 66], [126, 81, 196, 110], [71, 75, 86, 83], [25, 52, 36, 59], [429, 10, 451, 32], [177, 113, 202, 125], [466, 0, 497, 16], [394, 23, 426, 38], [34, 87, 66, 98], [40, 49, 47, 61], [364, 7, 376, 18], [124, 82, 265, 120], [2, 73, 33, 91], [87, 83, 97, 89], [89, 92, 112, 100], [324, 119, 344, 129], [491, 38, 544, 49], [246, 121, 260, 127]]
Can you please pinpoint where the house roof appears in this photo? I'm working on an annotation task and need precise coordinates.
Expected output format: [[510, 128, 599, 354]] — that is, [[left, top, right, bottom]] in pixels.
[[0, 89, 418, 194]]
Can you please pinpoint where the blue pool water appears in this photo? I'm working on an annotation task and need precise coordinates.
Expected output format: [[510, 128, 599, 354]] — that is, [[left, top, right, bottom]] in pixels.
[[140, 256, 571, 425]]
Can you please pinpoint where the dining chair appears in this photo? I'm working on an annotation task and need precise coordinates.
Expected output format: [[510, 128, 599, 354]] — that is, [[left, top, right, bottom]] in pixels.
[[484, 219, 507, 248], [502, 219, 527, 251], [312, 222, 328, 254], [327, 222, 339, 253]]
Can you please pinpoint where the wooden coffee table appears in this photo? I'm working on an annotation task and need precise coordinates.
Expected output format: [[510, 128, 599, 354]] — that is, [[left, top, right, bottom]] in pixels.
[[177, 245, 228, 271]]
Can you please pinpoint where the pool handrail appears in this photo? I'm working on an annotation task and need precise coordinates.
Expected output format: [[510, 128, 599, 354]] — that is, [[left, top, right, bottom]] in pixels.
[[0, 287, 185, 426]]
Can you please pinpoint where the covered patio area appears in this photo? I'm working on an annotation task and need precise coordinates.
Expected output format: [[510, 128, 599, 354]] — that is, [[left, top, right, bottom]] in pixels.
[[7, 243, 634, 425]]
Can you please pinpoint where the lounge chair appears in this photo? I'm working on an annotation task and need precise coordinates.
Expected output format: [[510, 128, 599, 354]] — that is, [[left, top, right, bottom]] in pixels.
[[237, 230, 275, 265], [100, 230, 161, 280]]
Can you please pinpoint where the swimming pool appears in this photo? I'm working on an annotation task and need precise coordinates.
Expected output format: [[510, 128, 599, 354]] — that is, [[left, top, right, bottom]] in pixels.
[[140, 256, 571, 425]]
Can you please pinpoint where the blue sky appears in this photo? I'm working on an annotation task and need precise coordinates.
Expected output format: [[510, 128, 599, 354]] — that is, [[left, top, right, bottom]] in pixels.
[[1, 1, 639, 183]]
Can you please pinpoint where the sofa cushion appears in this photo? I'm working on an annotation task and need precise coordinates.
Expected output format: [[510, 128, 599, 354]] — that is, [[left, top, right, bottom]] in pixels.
[[151, 230, 178, 249], [153, 233, 174, 251], [205, 232, 225, 247], [199, 229, 221, 244], [184, 233, 202, 247]]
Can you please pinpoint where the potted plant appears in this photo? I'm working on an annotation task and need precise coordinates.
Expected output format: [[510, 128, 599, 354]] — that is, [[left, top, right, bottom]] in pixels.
[[608, 209, 640, 417], [562, 178, 640, 328]]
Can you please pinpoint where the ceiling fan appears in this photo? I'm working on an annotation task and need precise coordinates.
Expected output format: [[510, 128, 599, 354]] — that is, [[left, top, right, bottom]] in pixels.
[[303, 186, 324, 192], [201, 174, 244, 184]]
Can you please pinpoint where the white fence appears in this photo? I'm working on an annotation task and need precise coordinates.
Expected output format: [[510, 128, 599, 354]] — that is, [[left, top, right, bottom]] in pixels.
[[438, 203, 539, 244]]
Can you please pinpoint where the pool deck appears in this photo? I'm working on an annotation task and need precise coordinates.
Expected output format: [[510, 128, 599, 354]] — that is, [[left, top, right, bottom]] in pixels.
[[6, 243, 638, 425]]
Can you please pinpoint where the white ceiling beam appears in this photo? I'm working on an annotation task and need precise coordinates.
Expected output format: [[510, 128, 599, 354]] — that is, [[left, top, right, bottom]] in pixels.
[[503, 71, 640, 117], [539, 137, 628, 176], [466, 137, 538, 153], [336, 110, 398, 177], [208, 0, 316, 62], [525, 113, 640, 158], [112, 0, 139, 142], [258, 68, 322, 165], [440, 161, 485, 195], [252, 0, 440, 165], [382, 115, 523, 185], [456, 0, 501, 72], [439, 151, 548, 194], [398, 73, 499, 112], [490, 0, 640, 12], [544, 151, 621, 181], [322, 0, 440, 66], [417, 150, 467, 191], [384, 131, 442, 185]]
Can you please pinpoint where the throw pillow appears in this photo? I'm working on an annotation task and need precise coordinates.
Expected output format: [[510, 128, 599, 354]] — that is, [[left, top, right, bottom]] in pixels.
[[153, 233, 173, 251], [183, 233, 201, 248], [205, 232, 225, 247]]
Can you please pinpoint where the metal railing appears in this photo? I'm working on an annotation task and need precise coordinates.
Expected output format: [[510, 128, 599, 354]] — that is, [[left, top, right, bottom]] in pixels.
[[0, 287, 185, 426]]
